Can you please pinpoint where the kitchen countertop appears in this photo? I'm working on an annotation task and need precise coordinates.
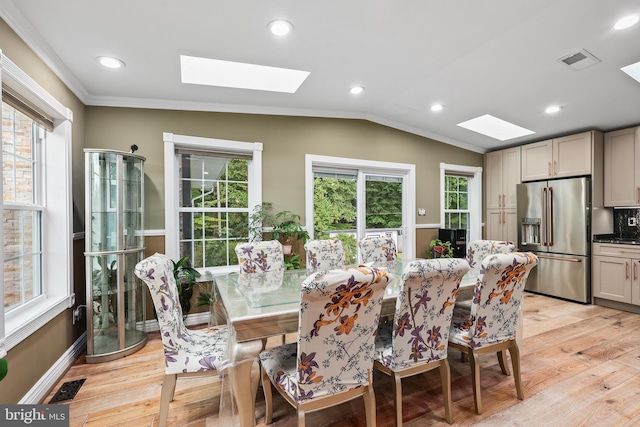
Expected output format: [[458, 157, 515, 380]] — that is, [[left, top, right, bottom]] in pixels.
[[593, 234, 640, 245]]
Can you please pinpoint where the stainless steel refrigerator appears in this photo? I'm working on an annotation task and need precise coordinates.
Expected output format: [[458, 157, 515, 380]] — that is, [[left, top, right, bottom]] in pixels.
[[516, 177, 590, 303]]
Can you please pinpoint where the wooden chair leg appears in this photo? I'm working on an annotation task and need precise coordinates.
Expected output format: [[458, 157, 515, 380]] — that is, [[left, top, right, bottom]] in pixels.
[[392, 373, 403, 427], [261, 368, 274, 424], [468, 350, 483, 415], [497, 350, 510, 375], [297, 407, 306, 427], [439, 359, 454, 424], [363, 385, 377, 427], [159, 374, 177, 427], [508, 341, 524, 400]]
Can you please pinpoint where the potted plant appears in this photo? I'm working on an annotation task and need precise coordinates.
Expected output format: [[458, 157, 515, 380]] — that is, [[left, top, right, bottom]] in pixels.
[[248, 202, 275, 243], [172, 255, 201, 318], [429, 239, 454, 258], [272, 210, 310, 255]]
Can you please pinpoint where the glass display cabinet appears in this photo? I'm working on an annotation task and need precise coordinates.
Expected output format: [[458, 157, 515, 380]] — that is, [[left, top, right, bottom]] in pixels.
[[84, 149, 147, 363]]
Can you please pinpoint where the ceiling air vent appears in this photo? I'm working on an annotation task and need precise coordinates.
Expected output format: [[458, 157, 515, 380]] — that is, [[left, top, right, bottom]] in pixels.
[[557, 49, 601, 71]]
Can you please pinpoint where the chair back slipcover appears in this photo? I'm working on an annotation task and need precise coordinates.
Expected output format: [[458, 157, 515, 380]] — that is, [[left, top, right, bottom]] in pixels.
[[375, 258, 470, 370], [466, 240, 515, 274], [235, 240, 284, 273], [134, 253, 229, 374], [359, 236, 398, 264], [450, 252, 538, 349], [304, 238, 346, 271], [260, 265, 391, 402]]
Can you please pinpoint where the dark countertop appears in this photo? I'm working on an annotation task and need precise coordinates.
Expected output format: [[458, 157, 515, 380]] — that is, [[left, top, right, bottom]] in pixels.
[[593, 234, 640, 245]]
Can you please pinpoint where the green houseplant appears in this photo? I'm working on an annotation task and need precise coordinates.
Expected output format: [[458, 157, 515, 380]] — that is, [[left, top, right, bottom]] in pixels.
[[428, 239, 454, 258], [272, 210, 310, 255], [172, 255, 201, 318]]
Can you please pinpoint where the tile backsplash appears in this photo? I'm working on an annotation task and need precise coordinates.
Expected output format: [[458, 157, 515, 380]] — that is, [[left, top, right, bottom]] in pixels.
[[614, 208, 640, 239]]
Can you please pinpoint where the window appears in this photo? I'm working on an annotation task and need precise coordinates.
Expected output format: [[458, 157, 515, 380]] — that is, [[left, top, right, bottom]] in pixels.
[[164, 133, 262, 276], [443, 174, 469, 233], [440, 163, 482, 241], [306, 154, 416, 262], [1, 53, 73, 357], [2, 103, 43, 312]]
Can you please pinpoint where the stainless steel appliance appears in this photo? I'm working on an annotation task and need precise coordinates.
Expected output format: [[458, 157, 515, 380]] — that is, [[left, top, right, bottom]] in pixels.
[[516, 177, 590, 303]]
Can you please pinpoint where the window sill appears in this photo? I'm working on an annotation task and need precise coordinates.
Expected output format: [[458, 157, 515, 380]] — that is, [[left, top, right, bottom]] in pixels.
[[4, 295, 72, 353]]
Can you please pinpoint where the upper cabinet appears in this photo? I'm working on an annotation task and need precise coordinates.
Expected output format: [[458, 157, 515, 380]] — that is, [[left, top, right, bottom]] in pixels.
[[521, 131, 593, 181], [604, 126, 640, 207], [485, 146, 521, 210]]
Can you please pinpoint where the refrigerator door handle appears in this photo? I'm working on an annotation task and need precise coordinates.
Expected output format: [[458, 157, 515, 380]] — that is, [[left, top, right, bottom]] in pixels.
[[541, 187, 547, 246], [535, 255, 582, 262], [547, 186, 554, 246]]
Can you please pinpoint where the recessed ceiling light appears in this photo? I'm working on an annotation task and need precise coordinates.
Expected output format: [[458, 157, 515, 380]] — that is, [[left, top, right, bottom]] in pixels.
[[97, 56, 125, 69], [614, 14, 639, 30], [545, 105, 562, 114], [350, 86, 364, 95], [268, 20, 293, 36], [180, 55, 309, 93], [621, 60, 640, 83], [430, 104, 444, 112], [457, 114, 535, 141]]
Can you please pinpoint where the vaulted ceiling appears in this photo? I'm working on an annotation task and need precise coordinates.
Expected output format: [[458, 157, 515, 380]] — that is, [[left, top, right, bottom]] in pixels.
[[1, 0, 639, 153]]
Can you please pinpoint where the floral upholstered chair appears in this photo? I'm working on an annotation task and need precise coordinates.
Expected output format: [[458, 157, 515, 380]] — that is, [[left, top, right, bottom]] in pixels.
[[134, 253, 260, 427], [235, 240, 284, 273], [374, 258, 470, 425], [359, 236, 398, 264], [448, 252, 538, 415], [304, 238, 346, 271], [465, 240, 516, 274], [259, 265, 392, 427]]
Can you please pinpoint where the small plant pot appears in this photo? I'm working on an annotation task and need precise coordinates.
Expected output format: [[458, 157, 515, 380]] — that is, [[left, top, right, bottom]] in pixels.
[[433, 246, 445, 258], [283, 245, 293, 255]]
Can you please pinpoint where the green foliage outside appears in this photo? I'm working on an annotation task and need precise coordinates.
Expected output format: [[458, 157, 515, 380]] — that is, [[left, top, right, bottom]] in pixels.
[[444, 175, 469, 231]]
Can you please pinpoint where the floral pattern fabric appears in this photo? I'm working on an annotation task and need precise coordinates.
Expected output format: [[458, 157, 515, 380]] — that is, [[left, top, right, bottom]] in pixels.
[[359, 237, 398, 264], [374, 258, 470, 370], [304, 239, 346, 271], [259, 265, 391, 403], [450, 252, 538, 349], [235, 240, 284, 273], [466, 240, 516, 274], [134, 253, 229, 375]]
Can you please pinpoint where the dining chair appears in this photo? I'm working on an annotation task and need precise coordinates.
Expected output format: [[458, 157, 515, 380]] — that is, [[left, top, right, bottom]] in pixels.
[[134, 253, 261, 427], [304, 238, 346, 271], [259, 265, 392, 427], [235, 239, 285, 273], [373, 258, 470, 425], [359, 236, 398, 264], [465, 240, 516, 273], [448, 252, 538, 415]]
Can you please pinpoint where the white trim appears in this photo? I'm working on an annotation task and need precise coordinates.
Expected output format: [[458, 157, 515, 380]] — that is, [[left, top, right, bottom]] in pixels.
[[19, 332, 87, 404], [143, 229, 166, 237], [1, 51, 74, 352], [439, 163, 483, 241], [415, 223, 442, 229], [305, 154, 416, 259]]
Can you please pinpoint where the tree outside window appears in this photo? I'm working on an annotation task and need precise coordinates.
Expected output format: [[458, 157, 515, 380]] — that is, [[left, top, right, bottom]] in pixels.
[[444, 174, 469, 234]]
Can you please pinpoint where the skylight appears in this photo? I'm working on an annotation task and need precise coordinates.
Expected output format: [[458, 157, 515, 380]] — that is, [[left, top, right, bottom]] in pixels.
[[621, 61, 640, 84], [457, 114, 535, 141], [180, 55, 310, 93]]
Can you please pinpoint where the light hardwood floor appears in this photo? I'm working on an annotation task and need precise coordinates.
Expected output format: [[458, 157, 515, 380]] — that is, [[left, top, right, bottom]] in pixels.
[[43, 293, 640, 426]]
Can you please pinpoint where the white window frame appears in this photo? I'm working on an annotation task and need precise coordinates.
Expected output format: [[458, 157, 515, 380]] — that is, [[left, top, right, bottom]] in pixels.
[[163, 132, 263, 277], [305, 154, 416, 259], [1, 52, 74, 358], [439, 163, 482, 241]]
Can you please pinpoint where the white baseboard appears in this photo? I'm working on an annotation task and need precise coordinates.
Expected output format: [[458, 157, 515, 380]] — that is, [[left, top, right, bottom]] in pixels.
[[20, 332, 87, 404]]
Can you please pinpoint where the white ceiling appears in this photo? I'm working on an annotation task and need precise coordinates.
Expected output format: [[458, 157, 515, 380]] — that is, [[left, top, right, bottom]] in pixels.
[[1, 0, 639, 153]]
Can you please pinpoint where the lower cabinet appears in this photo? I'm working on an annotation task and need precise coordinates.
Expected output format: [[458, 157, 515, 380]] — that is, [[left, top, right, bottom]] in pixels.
[[592, 243, 640, 306], [485, 209, 517, 243]]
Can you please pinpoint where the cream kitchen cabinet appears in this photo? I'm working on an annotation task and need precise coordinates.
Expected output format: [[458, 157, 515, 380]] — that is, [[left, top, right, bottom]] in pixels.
[[521, 131, 594, 182], [603, 126, 640, 207], [484, 146, 520, 241], [593, 243, 640, 306]]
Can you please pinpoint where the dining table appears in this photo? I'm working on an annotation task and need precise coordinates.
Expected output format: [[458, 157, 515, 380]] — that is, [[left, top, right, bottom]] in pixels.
[[212, 259, 479, 427]]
